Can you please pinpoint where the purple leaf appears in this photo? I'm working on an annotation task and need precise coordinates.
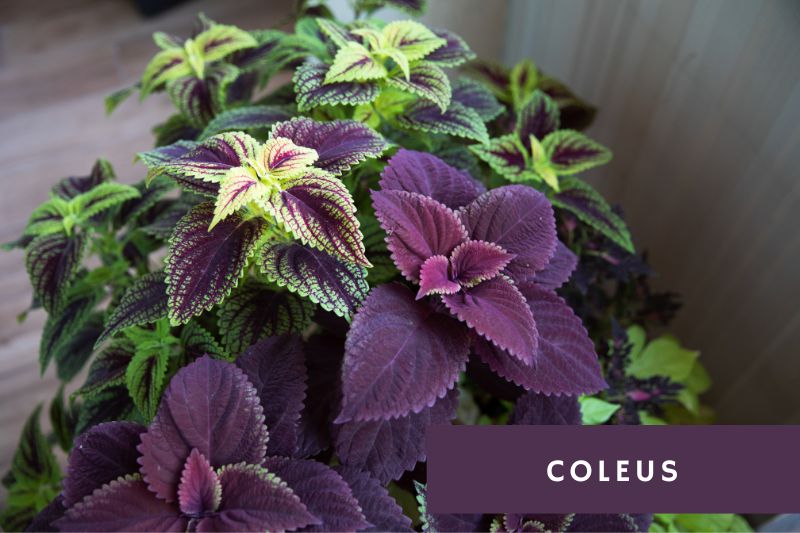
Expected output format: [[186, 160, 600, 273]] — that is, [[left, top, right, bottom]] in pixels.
[[55, 475, 186, 532], [165, 202, 265, 325], [259, 242, 369, 318], [78, 343, 133, 397], [236, 336, 307, 457], [294, 62, 380, 112], [397, 100, 489, 144], [338, 283, 469, 422], [334, 388, 458, 483], [177, 449, 221, 517], [529, 240, 578, 290], [460, 185, 557, 281], [138, 356, 268, 502], [334, 466, 414, 532], [201, 105, 294, 138], [516, 89, 560, 141], [418, 255, 460, 299], [386, 63, 451, 111], [161, 132, 258, 183], [450, 240, 515, 287], [167, 75, 214, 127], [425, 28, 475, 67], [197, 464, 318, 533], [269, 171, 370, 267], [25, 232, 87, 313], [379, 149, 485, 209], [51, 159, 112, 200], [137, 140, 198, 169], [96, 271, 168, 346], [443, 276, 537, 364], [62, 421, 145, 508], [510, 391, 581, 425], [544, 130, 611, 173], [262, 457, 369, 532], [27, 495, 66, 532], [451, 78, 503, 121], [271, 117, 387, 175], [474, 283, 606, 395], [371, 190, 467, 282]]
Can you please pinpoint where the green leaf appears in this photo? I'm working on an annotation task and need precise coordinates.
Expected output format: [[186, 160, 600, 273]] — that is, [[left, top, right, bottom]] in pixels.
[[470, 134, 530, 181], [97, 271, 169, 347], [24, 198, 66, 237], [325, 42, 387, 83], [316, 18, 353, 48], [638, 411, 667, 425], [542, 129, 612, 175], [50, 385, 79, 453], [73, 182, 141, 222], [685, 359, 711, 394], [385, 62, 451, 111], [105, 84, 137, 115], [194, 23, 258, 65], [141, 47, 191, 98], [626, 324, 647, 361], [509, 58, 539, 110], [54, 311, 103, 382], [124, 324, 174, 421], [78, 341, 134, 398], [674, 514, 752, 532], [397, 100, 489, 144], [579, 396, 621, 425], [181, 321, 229, 361], [551, 178, 634, 253], [380, 20, 445, 62], [75, 385, 138, 436], [626, 334, 699, 382]]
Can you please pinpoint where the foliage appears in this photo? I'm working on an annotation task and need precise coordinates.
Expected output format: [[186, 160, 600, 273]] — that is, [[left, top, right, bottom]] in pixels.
[[4, 1, 747, 531]]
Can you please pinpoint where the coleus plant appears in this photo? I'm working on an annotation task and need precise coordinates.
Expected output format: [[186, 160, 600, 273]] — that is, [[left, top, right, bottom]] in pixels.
[[2, 0, 744, 531]]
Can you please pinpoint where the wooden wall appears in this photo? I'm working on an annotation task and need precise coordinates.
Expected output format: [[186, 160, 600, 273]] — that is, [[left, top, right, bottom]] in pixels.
[[505, 0, 800, 423]]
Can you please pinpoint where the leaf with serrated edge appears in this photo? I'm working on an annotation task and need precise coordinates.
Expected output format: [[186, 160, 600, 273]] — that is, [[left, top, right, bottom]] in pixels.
[[201, 105, 293, 138], [386, 62, 450, 111], [97, 271, 168, 347], [397, 100, 489, 144], [25, 233, 87, 314], [542, 129, 611, 174], [425, 28, 475, 67], [294, 62, 380, 112], [325, 42, 387, 84]]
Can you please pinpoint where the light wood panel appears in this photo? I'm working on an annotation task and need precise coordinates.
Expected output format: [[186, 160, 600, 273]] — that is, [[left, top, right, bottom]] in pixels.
[[506, 0, 800, 423]]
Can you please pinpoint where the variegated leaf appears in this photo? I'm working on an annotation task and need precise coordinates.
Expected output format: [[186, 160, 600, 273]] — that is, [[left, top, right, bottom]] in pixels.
[[201, 105, 294, 138], [40, 288, 102, 375], [381, 20, 445, 62], [96, 271, 168, 347], [165, 202, 265, 325], [470, 134, 530, 181], [325, 42, 387, 84], [425, 28, 475, 67], [211, 167, 268, 229], [72, 182, 141, 222], [543, 129, 612, 174], [141, 48, 191, 97], [25, 233, 87, 313], [194, 23, 258, 64], [294, 62, 380, 111], [451, 78, 504, 121], [259, 242, 369, 318], [386, 62, 450, 111], [517, 89, 560, 141], [159, 132, 260, 183], [397, 100, 489, 144], [262, 137, 319, 177], [316, 18, 356, 49]]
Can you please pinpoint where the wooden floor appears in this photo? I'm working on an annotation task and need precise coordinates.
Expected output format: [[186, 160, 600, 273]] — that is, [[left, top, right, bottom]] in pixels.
[[0, 0, 296, 504]]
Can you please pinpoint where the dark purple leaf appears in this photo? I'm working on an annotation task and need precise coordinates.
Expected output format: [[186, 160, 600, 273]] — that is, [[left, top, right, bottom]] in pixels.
[[201, 104, 294, 138], [371, 190, 467, 282], [262, 457, 369, 532], [539, 74, 597, 131], [386, 63, 451, 111], [26, 495, 65, 532], [418, 255, 459, 298], [516, 89, 560, 141], [465, 59, 510, 99], [197, 463, 318, 533], [79, 343, 132, 396], [25, 232, 86, 313], [62, 421, 145, 507], [385, 0, 426, 15], [51, 159, 113, 200], [96, 271, 168, 346], [475, 283, 606, 395], [236, 335, 306, 457], [75, 386, 136, 436], [165, 202, 264, 325], [178, 449, 221, 516], [271, 117, 387, 175], [425, 28, 475, 67], [397, 100, 489, 144], [379, 149, 485, 209], [334, 466, 413, 532], [294, 62, 380, 112], [138, 356, 268, 502], [530, 240, 577, 290], [510, 391, 581, 425], [334, 388, 458, 483], [451, 78, 503, 121], [167, 75, 214, 127], [217, 279, 313, 356], [460, 185, 557, 281], [443, 275, 537, 364], [338, 283, 469, 422], [450, 240, 515, 287], [55, 475, 186, 532], [259, 242, 369, 318], [40, 289, 101, 375], [54, 312, 103, 382]]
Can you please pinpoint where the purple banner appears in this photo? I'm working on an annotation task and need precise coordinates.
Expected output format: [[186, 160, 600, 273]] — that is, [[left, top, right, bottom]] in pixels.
[[427, 425, 800, 513]]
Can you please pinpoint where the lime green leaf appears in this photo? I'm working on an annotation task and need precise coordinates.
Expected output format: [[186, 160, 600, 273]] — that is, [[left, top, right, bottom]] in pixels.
[[105, 85, 137, 115], [509, 59, 539, 110], [685, 359, 711, 394], [381, 20, 445, 62], [316, 17, 353, 48], [124, 324, 174, 422], [674, 514, 752, 532], [470, 134, 530, 181], [579, 396, 621, 425], [638, 411, 667, 425], [626, 325, 647, 361], [24, 199, 66, 237], [194, 23, 257, 65], [73, 182, 141, 222], [626, 334, 699, 382], [542, 129, 612, 175], [141, 48, 191, 98], [325, 42, 387, 83]]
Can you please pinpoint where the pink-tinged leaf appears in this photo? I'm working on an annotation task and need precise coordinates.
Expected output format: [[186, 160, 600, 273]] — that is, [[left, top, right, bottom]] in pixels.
[[259, 241, 369, 318], [417, 255, 459, 299], [529, 240, 578, 290], [178, 449, 221, 516], [379, 149, 485, 209], [475, 283, 606, 395], [62, 422, 145, 508], [371, 190, 467, 282], [96, 271, 168, 347], [236, 336, 307, 457], [443, 276, 537, 364], [460, 185, 557, 281], [338, 283, 469, 422], [397, 100, 489, 144], [138, 356, 268, 502], [334, 388, 457, 484], [161, 132, 260, 183], [516, 89, 560, 141], [425, 28, 475, 67], [272, 118, 387, 175], [451, 78, 503, 121], [543, 129, 611, 174], [263, 136, 318, 176], [268, 170, 369, 267], [334, 466, 414, 532], [55, 474, 186, 532], [197, 464, 318, 533], [450, 240, 515, 287], [510, 391, 582, 425], [263, 457, 369, 532], [165, 203, 265, 325], [25, 233, 87, 313], [469, 134, 529, 181], [211, 167, 266, 228], [294, 62, 380, 112]]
